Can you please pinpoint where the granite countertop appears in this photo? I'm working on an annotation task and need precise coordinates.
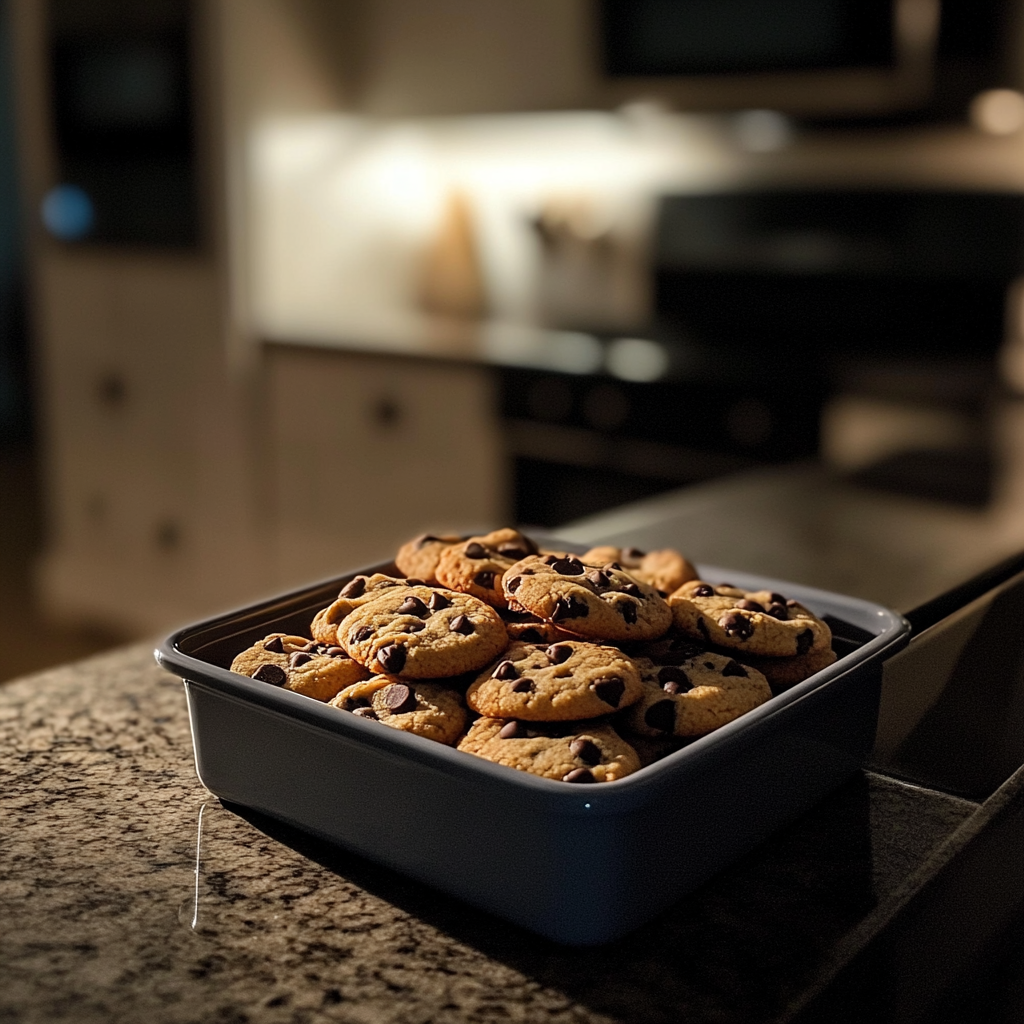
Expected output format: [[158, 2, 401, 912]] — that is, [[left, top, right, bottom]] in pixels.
[[3, 642, 1021, 1024]]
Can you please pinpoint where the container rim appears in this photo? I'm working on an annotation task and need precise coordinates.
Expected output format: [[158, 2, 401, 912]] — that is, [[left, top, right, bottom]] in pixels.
[[157, 555, 910, 816]]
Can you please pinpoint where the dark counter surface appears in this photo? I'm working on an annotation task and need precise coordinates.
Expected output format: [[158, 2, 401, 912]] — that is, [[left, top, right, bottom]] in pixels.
[[3, 642, 1022, 1024], [8, 465, 1024, 1022]]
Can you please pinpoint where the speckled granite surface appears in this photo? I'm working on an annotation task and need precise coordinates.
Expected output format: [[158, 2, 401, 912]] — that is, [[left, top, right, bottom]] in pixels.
[[0, 645, 986, 1024]]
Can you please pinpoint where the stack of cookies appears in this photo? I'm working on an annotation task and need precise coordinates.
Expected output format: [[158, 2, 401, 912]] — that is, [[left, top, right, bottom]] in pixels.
[[229, 528, 835, 784]]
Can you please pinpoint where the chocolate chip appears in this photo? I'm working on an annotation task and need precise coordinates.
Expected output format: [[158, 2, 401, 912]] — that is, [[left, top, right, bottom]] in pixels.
[[736, 599, 765, 613], [506, 576, 522, 593], [381, 682, 417, 714], [499, 720, 525, 739], [253, 664, 287, 686], [450, 614, 475, 635], [376, 644, 407, 673], [263, 636, 285, 654], [352, 707, 378, 720], [492, 660, 517, 680], [339, 577, 366, 599], [551, 595, 590, 621], [404, 577, 426, 586], [496, 544, 529, 560], [766, 602, 788, 620], [299, 640, 319, 652], [692, 584, 715, 598], [511, 678, 533, 693], [541, 554, 561, 565], [397, 595, 429, 617], [351, 625, 374, 643], [428, 592, 451, 611], [786, 599, 801, 608], [570, 738, 602, 765], [621, 583, 642, 598], [720, 611, 754, 640], [546, 644, 573, 664], [658, 666, 692, 692], [769, 592, 786, 605], [704, 661, 715, 669], [562, 768, 596, 784], [608, 561, 623, 570], [289, 652, 312, 668], [586, 570, 610, 588], [552, 558, 585, 576], [415, 534, 441, 548], [796, 629, 814, 655], [464, 542, 487, 559], [406, 620, 426, 632], [519, 628, 545, 642], [325, 646, 346, 658], [473, 571, 496, 589], [644, 699, 676, 733], [618, 600, 638, 624], [591, 675, 625, 707], [722, 659, 749, 677]]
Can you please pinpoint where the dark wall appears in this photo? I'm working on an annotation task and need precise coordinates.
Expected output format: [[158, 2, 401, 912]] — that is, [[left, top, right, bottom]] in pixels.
[[0, 0, 28, 444]]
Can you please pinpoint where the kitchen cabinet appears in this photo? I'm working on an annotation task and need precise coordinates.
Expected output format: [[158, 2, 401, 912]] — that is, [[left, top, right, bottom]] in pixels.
[[266, 345, 506, 587]]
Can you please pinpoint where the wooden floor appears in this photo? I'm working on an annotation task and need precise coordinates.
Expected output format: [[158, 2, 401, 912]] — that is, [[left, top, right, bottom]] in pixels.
[[0, 445, 129, 684]]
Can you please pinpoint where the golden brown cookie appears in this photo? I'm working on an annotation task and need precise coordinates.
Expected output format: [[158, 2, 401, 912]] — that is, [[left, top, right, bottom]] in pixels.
[[503, 554, 672, 642], [581, 545, 699, 595], [394, 533, 463, 585], [328, 675, 467, 745], [230, 633, 369, 701], [467, 639, 643, 721], [339, 585, 508, 678], [310, 574, 413, 643], [668, 581, 831, 657], [457, 717, 641, 783], [620, 650, 771, 738], [435, 528, 540, 608]]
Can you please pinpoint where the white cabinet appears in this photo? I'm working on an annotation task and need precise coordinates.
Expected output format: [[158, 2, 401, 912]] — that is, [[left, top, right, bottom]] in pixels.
[[33, 250, 270, 631], [267, 345, 507, 587]]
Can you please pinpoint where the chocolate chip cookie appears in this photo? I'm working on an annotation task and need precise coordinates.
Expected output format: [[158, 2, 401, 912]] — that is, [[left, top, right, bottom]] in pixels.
[[435, 528, 540, 608], [466, 639, 643, 721], [620, 650, 771, 738], [581, 545, 699, 595], [668, 581, 831, 658], [394, 533, 463, 585], [503, 554, 672, 642], [310, 573, 413, 643], [457, 717, 641, 782], [328, 676, 467, 745], [231, 633, 369, 701], [339, 585, 508, 678]]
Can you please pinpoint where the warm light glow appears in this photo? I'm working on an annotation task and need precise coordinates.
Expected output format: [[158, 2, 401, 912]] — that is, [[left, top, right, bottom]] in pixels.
[[969, 90, 1024, 136]]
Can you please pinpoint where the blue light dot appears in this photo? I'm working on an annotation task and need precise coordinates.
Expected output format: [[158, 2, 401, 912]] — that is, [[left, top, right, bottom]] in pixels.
[[41, 184, 95, 241], [584, 803, 591, 809]]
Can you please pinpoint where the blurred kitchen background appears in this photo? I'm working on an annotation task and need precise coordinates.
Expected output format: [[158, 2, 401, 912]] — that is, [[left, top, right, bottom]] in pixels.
[[11, 0, 1024, 679]]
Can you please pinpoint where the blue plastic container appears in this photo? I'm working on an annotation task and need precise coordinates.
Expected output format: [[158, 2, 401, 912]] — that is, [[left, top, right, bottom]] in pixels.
[[157, 561, 909, 945]]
